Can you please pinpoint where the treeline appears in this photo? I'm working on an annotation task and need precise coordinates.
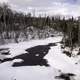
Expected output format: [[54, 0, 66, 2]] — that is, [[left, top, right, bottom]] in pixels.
[[0, 4, 55, 43], [0, 4, 76, 32], [0, 3, 80, 47]]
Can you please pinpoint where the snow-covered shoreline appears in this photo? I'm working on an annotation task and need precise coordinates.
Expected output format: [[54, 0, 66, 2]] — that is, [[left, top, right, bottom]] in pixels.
[[0, 36, 80, 80]]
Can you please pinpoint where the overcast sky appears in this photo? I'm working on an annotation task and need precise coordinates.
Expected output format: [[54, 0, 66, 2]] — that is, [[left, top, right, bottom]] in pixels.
[[0, 0, 80, 17]]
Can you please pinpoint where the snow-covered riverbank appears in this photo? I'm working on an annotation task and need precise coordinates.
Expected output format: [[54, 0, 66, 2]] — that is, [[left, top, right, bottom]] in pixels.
[[0, 36, 80, 80]]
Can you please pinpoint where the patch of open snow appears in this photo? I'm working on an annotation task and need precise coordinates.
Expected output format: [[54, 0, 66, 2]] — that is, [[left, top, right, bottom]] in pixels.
[[45, 44, 77, 73], [12, 59, 24, 63], [0, 61, 60, 80]]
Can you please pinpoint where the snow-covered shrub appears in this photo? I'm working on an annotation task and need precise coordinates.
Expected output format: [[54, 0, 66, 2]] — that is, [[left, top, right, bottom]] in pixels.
[[0, 26, 61, 45]]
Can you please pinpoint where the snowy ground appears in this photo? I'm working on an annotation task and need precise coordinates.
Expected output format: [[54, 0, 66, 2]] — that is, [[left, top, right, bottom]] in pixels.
[[0, 36, 80, 80]]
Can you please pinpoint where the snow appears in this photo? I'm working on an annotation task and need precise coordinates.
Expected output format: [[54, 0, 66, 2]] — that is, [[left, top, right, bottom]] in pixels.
[[12, 59, 24, 63], [0, 36, 62, 58], [0, 62, 59, 80], [0, 36, 80, 80], [45, 43, 80, 74]]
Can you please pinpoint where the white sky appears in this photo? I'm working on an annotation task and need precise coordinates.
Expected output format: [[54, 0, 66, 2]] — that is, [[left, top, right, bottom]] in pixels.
[[0, 0, 80, 17]]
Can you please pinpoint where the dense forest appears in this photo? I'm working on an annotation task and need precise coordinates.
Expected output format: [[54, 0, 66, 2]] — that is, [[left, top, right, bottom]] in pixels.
[[0, 3, 80, 50]]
